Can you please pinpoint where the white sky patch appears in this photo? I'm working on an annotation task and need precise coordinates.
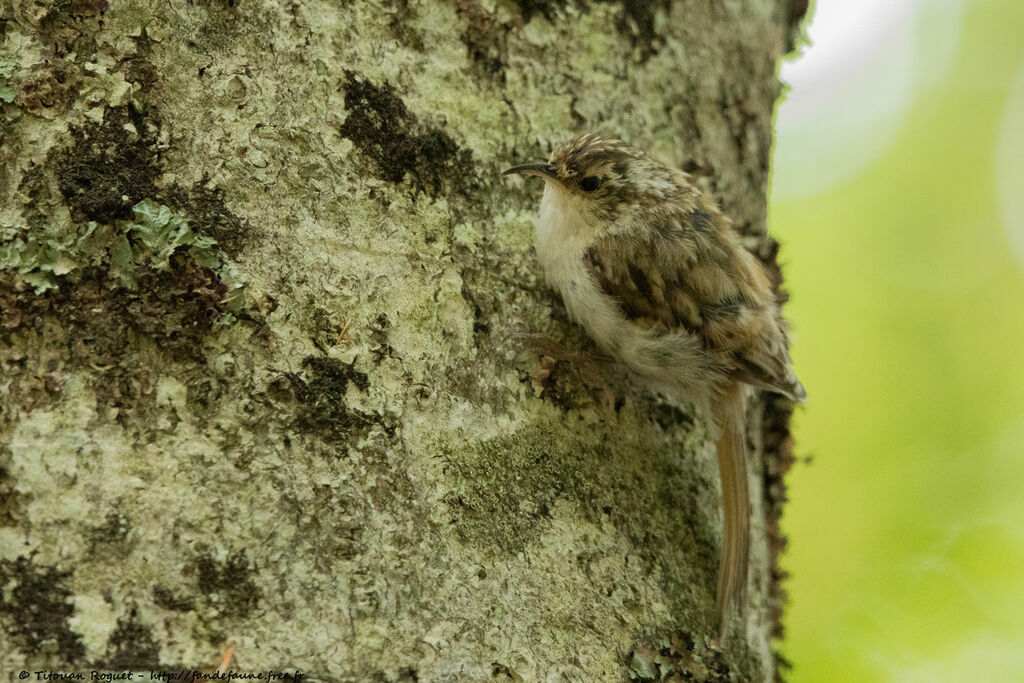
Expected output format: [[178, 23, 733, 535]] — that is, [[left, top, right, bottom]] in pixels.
[[996, 60, 1024, 272], [772, 0, 964, 202]]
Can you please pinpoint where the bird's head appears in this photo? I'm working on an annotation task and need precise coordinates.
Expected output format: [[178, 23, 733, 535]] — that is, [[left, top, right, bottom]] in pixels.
[[504, 133, 684, 231]]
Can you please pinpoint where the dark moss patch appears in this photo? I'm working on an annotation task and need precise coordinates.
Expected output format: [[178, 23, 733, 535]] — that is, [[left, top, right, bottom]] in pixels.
[[594, 0, 673, 61], [292, 356, 370, 397], [55, 107, 251, 252], [0, 248, 243, 421], [0, 555, 86, 663], [56, 105, 161, 223], [165, 177, 253, 257], [37, 0, 108, 57], [0, 464, 24, 528], [6, 107, 262, 419], [761, 396, 796, 651], [785, 0, 811, 53], [188, 549, 260, 619], [509, 0, 564, 22], [89, 510, 132, 548], [58, 259, 230, 363], [121, 28, 160, 88], [367, 313, 395, 363], [283, 355, 384, 444], [455, 1, 508, 85], [339, 71, 477, 198], [15, 59, 77, 114], [102, 608, 160, 669], [152, 585, 195, 612]]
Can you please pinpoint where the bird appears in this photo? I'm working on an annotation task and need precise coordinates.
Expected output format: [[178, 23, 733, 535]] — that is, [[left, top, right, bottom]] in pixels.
[[504, 132, 805, 639]]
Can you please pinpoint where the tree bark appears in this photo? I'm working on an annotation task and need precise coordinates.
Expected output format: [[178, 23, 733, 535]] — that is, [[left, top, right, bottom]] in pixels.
[[0, 0, 804, 679]]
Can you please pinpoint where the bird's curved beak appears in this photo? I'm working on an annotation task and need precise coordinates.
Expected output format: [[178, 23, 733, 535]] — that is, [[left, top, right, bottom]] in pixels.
[[503, 162, 556, 180]]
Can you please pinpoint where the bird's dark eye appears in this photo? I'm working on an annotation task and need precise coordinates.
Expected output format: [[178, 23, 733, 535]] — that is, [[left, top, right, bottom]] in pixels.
[[580, 176, 600, 192]]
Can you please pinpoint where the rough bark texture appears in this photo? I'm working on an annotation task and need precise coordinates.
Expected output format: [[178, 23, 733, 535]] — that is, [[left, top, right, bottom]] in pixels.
[[0, 0, 804, 679]]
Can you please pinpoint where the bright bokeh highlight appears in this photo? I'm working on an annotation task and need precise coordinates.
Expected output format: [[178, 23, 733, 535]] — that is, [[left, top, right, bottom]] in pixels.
[[772, 0, 1024, 680]]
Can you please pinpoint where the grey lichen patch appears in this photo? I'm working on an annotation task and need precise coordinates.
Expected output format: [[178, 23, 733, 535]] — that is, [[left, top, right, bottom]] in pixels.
[[339, 71, 477, 198], [0, 555, 86, 664], [627, 630, 732, 682], [0, 48, 17, 105], [281, 482, 367, 565], [183, 0, 276, 55], [504, 1, 671, 62]]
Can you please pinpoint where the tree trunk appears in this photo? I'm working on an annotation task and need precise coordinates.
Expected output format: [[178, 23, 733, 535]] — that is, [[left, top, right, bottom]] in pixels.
[[0, 0, 804, 679]]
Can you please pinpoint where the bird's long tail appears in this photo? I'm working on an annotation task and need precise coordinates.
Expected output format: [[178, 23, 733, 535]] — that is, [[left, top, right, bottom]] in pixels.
[[714, 382, 750, 640]]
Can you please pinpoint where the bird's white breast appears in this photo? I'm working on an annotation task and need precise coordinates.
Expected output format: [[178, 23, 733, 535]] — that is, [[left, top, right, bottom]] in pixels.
[[534, 185, 627, 356]]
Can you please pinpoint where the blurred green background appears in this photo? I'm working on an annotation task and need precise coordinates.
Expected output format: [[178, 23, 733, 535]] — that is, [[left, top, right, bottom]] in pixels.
[[771, 0, 1024, 680]]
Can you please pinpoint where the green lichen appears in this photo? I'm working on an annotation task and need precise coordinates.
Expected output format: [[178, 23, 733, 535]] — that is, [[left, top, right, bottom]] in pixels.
[[1, 199, 242, 305]]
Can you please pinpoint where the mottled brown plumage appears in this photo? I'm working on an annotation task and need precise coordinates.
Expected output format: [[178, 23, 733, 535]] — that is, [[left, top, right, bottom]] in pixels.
[[581, 197, 804, 403], [506, 133, 804, 639]]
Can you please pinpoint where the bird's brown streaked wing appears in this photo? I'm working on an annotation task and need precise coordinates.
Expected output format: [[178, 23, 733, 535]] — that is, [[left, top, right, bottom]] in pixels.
[[583, 201, 804, 401]]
